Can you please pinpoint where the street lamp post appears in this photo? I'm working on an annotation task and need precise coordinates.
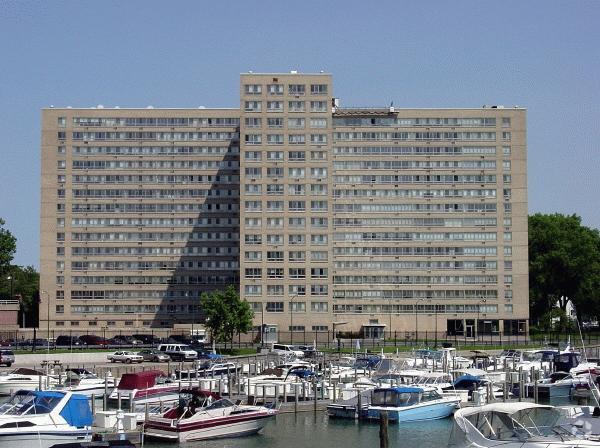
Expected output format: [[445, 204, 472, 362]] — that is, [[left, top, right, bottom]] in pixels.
[[289, 294, 298, 344], [476, 298, 487, 342], [434, 302, 439, 348], [260, 303, 264, 348], [41, 290, 49, 353], [414, 298, 424, 346]]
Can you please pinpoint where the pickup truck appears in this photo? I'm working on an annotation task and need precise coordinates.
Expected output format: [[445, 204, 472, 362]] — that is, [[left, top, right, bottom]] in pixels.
[[107, 351, 144, 364]]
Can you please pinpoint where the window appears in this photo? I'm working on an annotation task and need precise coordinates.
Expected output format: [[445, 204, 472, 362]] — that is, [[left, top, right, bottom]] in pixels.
[[245, 184, 262, 195], [244, 101, 262, 112], [267, 117, 283, 128], [311, 302, 328, 312], [245, 217, 261, 227], [503, 217, 512, 227], [267, 101, 283, 112], [503, 188, 511, 199], [267, 285, 284, 296], [502, 117, 511, 128], [57, 232, 65, 241], [289, 217, 305, 228], [57, 117, 66, 127], [502, 131, 511, 141], [503, 232, 512, 241], [245, 251, 262, 261], [503, 160, 511, 171], [245, 234, 262, 245], [310, 134, 327, 145], [311, 217, 328, 227], [288, 101, 305, 112], [267, 251, 283, 261], [57, 146, 66, 154], [70, 321, 79, 326], [289, 234, 305, 245], [311, 234, 327, 245], [55, 305, 64, 314], [288, 118, 305, 129], [311, 285, 328, 295], [289, 184, 305, 195], [311, 251, 328, 261], [505, 290, 513, 300], [267, 151, 284, 161], [244, 84, 262, 94], [503, 174, 512, 184], [311, 184, 327, 195], [312, 325, 328, 331], [56, 276, 64, 284], [288, 200, 305, 211], [57, 160, 66, 169], [57, 203, 65, 213], [245, 167, 262, 178], [267, 134, 284, 145], [504, 203, 512, 213], [266, 217, 283, 228], [57, 175, 66, 183], [310, 118, 327, 128], [245, 117, 261, 128], [244, 151, 262, 161], [244, 200, 262, 211], [289, 268, 306, 279], [311, 200, 328, 211], [245, 134, 262, 145], [289, 325, 305, 331], [266, 200, 283, 211], [311, 150, 326, 160], [57, 131, 66, 139], [266, 301, 284, 312], [56, 247, 65, 256], [244, 268, 262, 278], [289, 285, 306, 296], [288, 167, 305, 178], [245, 285, 262, 296], [56, 218, 65, 227], [504, 275, 513, 284], [290, 302, 306, 313], [288, 84, 305, 95], [504, 304, 513, 314], [267, 234, 283, 244], [289, 251, 305, 262], [502, 146, 511, 155], [289, 151, 305, 161], [268, 84, 283, 95], [311, 268, 328, 278], [288, 134, 306, 144], [267, 167, 283, 178], [504, 246, 512, 256], [310, 167, 327, 178], [310, 101, 327, 112], [504, 260, 513, 270], [267, 268, 284, 279], [56, 290, 64, 300], [311, 84, 328, 95], [56, 261, 64, 270]]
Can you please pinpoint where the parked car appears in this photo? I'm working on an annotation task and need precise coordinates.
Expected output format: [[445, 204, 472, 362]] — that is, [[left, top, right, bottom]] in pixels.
[[270, 343, 304, 358], [107, 351, 144, 364], [55, 335, 81, 347], [78, 335, 110, 346], [295, 345, 323, 359], [111, 335, 143, 345], [167, 335, 193, 345], [0, 350, 14, 367], [137, 349, 170, 362], [157, 343, 197, 361], [132, 334, 162, 345]]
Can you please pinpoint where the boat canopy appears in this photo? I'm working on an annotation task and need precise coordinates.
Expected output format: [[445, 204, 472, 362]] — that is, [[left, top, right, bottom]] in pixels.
[[179, 388, 221, 400], [117, 370, 164, 390], [59, 393, 93, 427], [382, 386, 423, 394]]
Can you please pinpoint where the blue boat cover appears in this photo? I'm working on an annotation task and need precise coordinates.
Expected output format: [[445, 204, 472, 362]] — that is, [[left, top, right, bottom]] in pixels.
[[287, 369, 315, 378], [453, 374, 481, 384], [377, 387, 423, 394], [59, 393, 93, 428]]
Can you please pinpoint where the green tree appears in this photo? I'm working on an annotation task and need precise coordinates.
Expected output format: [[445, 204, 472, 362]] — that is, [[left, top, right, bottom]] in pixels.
[[529, 213, 600, 324], [0, 218, 17, 275], [201, 285, 254, 347]]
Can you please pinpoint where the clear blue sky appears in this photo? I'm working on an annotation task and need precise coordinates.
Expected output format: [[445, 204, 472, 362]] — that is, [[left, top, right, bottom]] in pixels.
[[1, 0, 599, 268]]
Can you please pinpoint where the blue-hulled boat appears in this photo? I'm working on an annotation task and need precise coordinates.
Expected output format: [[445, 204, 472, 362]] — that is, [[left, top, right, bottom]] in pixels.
[[366, 386, 460, 422]]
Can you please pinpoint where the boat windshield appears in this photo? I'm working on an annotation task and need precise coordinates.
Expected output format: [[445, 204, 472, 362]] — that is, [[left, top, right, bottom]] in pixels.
[[466, 408, 563, 441], [372, 390, 420, 407], [0, 392, 63, 416], [522, 352, 543, 362], [204, 398, 235, 410]]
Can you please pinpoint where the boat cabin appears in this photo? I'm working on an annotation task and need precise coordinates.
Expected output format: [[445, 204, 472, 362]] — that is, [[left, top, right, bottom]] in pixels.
[[553, 352, 581, 372], [117, 370, 168, 390], [371, 387, 441, 407]]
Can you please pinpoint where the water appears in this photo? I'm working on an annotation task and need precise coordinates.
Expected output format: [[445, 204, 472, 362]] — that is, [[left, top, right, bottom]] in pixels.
[[145, 412, 454, 448]]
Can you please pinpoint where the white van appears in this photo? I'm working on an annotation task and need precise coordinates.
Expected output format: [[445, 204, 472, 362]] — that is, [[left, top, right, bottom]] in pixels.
[[157, 343, 197, 361], [271, 344, 304, 358]]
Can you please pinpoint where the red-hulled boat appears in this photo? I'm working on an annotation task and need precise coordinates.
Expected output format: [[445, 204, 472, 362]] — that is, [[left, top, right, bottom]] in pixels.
[[143, 389, 277, 442], [108, 370, 180, 405]]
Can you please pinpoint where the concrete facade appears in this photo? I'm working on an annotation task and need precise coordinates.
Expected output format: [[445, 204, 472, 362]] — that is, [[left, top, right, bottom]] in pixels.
[[40, 72, 528, 337]]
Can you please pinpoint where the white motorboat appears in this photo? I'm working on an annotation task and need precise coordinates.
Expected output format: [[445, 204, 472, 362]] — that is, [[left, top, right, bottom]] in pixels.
[[366, 386, 460, 422], [450, 402, 600, 447], [0, 367, 58, 396], [0, 390, 92, 448], [144, 388, 277, 442], [54, 368, 115, 398]]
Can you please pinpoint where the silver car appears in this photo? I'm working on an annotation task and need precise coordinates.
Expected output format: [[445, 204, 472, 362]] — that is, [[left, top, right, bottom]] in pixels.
[[137, 349, 170, 362], [0, 350, 15, 367]]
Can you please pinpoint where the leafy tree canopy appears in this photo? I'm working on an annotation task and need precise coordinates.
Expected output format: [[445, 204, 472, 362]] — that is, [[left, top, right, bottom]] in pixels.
[[201, 285, 254, 344], [529, 213, 600, 322], [0, 218, 17, 274]]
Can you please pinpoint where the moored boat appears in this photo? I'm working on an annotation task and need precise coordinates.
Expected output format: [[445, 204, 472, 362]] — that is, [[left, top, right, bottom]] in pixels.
[[0, 367, 59, 396], [143, 388, 277, 442]]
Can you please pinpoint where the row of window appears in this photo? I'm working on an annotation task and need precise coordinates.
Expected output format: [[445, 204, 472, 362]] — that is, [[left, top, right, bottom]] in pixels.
[[71, 189, 236, 199], [243, 83, 328, 96], [333, 217, 498, 228], [244, 250, 328, 262], [332, 117, 505, 127], [71, 246, 238, 256], [332, 246, 506, 256], [332, 160, 496, 170], [244, 234, 328, 245], [333, 146, 510, 156], [334, 260, 497, 270], [244, 184, 327, 196], [333, 231, 498, 242], [244, 150, 327, 161], [243, 100, 328, 112], [70, 232, 238, 242], [69, 160, 238, 169], [244, 117, 327, 129], [333, 132, 499, 141], [70, 217, 238, 227], [332, 275, 513, 285], [71, 145, 239, 156], [244, 200, 328, 212], [244, 217, 328, 227], [69, 132, 238, 141], [244, 133, 327, 145], [244, 167, 327, 178], [69, 289, 209, 300], [332, 188, 498, 198], [333, 289, 502, 299], [333, 203, 502, 213], [70, 117, 240, 127], [332, 174, 498, 184], [69, 203, 238, 213], [331, 304, 500, 314], [70, 260, 239, 271], [69, 275, 237, 285], [71, 174, 239, 184], [244, 267, 328, 279]]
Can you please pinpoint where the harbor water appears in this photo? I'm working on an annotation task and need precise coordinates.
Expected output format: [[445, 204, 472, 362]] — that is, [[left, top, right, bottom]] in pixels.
[[144, 412, 454, 448]]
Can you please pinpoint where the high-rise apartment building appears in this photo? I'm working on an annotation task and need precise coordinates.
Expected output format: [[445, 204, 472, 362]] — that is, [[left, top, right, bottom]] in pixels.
[[40, 72, 528, 338]]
